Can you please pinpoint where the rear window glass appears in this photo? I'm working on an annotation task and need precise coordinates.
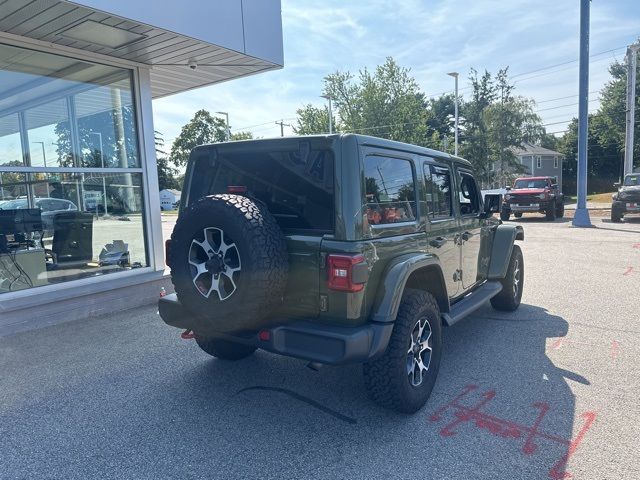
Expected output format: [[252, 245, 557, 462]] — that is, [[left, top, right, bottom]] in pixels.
[[188, 145, 334, 232], [364, 156, 416, 225], [424, 164, 453, 218]]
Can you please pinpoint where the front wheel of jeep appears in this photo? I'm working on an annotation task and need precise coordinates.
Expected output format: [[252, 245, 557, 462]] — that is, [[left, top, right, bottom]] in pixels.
[[491, 244, 524, 312], [363, 289, 442, 413], [500, 210, 510, 221]]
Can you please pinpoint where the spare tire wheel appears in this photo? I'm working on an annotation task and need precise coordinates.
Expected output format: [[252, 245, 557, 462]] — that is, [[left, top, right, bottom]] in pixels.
[[170, 194, 288, 334]]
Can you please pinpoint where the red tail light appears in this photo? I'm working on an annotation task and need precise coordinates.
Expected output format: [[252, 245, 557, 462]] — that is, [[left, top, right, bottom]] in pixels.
[[327, 254, 367, 292], [165, 239, 172, 267], [227, 185, 247, 194]]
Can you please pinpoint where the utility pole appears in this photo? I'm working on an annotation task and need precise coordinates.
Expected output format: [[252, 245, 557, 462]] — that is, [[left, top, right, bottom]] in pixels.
[[275, 120, 291, 137], [447, 72, 459, 156], [624, 43, 639, 175], [321, 94, 333, 134], [216, 111, 230, 141], [572, 0, 592, 227]]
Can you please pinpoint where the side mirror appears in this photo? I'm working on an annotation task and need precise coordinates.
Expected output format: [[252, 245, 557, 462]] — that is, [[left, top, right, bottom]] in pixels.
[[505, 186, 512, 191], [482, 193, 502, 217], [613, 182, 620, 188], [551, 183, 558, 188]]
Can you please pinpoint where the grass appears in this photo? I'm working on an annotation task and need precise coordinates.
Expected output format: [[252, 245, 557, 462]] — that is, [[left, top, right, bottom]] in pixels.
[[564, 192, 615, 204]]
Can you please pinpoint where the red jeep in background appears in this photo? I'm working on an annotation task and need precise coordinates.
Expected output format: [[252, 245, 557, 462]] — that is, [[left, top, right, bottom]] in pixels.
[[501, 176, 564, 221]]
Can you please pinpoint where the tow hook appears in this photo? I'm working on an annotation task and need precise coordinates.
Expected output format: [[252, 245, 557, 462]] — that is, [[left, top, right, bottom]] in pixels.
[[181, 329, 195, 340]]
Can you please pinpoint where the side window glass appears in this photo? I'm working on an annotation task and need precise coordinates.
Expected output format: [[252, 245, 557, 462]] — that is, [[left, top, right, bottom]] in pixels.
[[458, 171, 480, 215], [424, 164, 452, 218], [364, 156, 417, 225]]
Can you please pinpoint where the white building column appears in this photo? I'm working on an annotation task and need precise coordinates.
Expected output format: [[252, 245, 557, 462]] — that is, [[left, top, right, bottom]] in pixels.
[[136, 67, 165, 272]]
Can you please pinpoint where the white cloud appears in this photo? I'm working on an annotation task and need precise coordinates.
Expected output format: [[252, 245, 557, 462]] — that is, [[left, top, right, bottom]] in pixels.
[[152, 0, 640, 145]]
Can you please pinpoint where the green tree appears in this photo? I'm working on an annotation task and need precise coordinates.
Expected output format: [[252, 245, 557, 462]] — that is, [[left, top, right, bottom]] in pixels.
[[169, 109, 227, 166], [293, 104, 334, 135], [154, 131, 180, 191], [461, 68, 543, 186], [319, 57, 429, 145], [557, 58, 640, 193], [230, 131, 254, 141]]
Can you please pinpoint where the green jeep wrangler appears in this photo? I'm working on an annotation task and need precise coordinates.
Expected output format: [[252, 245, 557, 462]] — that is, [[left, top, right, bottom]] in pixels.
[[160, 134, 524, 413]]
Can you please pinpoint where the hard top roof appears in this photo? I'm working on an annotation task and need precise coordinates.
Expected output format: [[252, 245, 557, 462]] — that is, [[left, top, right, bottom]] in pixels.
[[195, 133, 473, 168]]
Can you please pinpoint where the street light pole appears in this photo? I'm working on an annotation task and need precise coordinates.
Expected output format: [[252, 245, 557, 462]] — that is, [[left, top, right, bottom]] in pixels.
[[624, 43, 639, 176], [573, 0, 592, 227], [447, 72, 459, 156], [320, 94, 333, 134], [216, 111, 230, 141]]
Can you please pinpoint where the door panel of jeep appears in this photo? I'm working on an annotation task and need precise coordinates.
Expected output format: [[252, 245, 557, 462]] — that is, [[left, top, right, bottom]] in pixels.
[[456, 168, 483, 290], [423, 161, 460, 299]]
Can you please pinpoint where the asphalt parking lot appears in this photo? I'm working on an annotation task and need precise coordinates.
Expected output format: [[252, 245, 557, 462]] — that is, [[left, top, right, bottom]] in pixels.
[[1, 216, 639, 480]]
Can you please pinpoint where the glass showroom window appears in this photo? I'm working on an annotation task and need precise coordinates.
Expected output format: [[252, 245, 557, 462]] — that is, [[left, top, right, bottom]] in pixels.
[[0, 42, 147, 294]]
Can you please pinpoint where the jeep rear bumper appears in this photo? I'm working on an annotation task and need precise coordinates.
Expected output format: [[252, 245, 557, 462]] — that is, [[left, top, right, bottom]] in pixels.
[[159, 294, 393, 365]]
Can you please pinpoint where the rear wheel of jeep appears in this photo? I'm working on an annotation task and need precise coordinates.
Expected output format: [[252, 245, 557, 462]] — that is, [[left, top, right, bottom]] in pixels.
[[500, 210, 510, 221], [363, 289, 442, 413], [491, 244, 523, 312], [195, 335, 257, 360], [169, 194, 288, 334]]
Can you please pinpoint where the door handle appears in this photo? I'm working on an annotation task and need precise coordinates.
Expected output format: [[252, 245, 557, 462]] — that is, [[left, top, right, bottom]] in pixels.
[[461, 231, 473, 242], [429, 236, 447, 248]]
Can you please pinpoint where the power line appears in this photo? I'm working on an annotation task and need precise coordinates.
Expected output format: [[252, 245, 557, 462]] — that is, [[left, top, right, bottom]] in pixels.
[[424, 43, 633, 99]]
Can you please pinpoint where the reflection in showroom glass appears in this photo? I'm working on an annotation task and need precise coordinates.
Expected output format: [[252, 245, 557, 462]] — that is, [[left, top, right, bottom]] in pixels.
[[0, 172, 148, 293]]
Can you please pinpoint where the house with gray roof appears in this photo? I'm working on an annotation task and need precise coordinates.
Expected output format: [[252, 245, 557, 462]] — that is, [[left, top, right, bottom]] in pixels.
[[513, 143, 564, 188], [490, 143, 564, 190]]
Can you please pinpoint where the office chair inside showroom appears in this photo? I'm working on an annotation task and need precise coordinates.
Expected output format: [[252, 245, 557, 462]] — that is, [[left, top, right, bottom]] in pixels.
[[47, 212, 94, 268]]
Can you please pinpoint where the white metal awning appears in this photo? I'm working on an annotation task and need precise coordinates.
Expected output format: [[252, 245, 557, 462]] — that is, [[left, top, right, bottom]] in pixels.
[[0, 0, 283, 98]]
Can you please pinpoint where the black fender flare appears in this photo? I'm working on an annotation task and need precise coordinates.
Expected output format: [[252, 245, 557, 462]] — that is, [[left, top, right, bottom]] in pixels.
[[370, 253, 449, 323], [488, 224, 524, 279]]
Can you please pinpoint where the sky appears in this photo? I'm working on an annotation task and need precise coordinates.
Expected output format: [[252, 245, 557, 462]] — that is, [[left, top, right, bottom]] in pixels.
[[152, 0, 640, 149]]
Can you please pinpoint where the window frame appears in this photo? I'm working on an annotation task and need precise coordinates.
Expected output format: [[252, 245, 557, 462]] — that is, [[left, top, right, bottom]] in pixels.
[[455, 168, 482, 218], [0, 40, 158, 300], [362, 153, 419, 235], [536, 156, 542, 169], [423, 161, 454, 221], [554, 156, 559, 169]]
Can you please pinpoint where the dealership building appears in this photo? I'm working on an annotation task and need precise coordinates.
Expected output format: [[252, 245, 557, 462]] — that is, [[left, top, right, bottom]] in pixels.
[[0, 0, 283, 333]]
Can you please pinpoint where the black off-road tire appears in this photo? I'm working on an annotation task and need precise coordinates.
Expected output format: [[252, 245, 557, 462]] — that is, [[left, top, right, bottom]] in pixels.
[[491, 244, 524, 312], [556, 201, 565, 218], [545, 206, 556, 221], [500, 210, 510, 221], [363, 289, 442, 414], [170, 194, 288, 334], [195, 336, 257, 360], [514, 212, 523, 218], [611, 210, 622, 223]]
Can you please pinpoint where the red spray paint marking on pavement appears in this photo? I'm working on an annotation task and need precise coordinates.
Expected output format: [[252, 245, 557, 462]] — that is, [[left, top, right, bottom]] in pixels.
[[551, 338, 565, 350], [622, 266, 633, 276], [610, 340, 619, 359], [429, 385, 597, 479], [632, 243, 640, 249]]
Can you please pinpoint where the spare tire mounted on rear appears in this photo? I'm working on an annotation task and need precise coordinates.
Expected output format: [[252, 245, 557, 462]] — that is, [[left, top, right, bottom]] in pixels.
[[169, 194, 288, 334]]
